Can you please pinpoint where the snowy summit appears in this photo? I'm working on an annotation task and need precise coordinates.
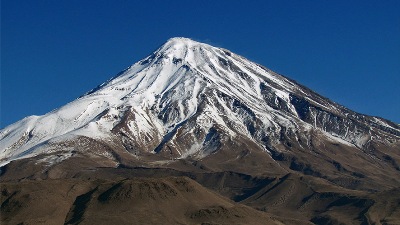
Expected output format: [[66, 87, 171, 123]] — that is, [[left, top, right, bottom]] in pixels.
[[0, 37, 399, 168]]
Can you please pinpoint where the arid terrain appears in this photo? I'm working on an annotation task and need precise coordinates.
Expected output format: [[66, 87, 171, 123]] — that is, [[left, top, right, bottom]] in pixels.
[[1, 38, 399, 224]]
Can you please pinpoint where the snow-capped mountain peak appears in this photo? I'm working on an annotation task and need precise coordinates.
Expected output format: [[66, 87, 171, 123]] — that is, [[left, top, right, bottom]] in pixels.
[[1, 37, 399, 167]]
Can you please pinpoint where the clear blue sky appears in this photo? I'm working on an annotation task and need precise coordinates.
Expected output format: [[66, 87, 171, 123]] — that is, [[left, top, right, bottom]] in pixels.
[[2, 0, 399, 127]]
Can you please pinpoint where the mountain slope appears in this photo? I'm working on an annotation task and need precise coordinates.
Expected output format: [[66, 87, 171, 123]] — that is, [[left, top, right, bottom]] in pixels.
[[1, 37, 399, 192], [2, 177, 291, 225]]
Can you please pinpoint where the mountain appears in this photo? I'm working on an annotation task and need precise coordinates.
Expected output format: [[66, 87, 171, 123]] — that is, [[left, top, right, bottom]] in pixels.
[[1, 37, 400, 224]]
